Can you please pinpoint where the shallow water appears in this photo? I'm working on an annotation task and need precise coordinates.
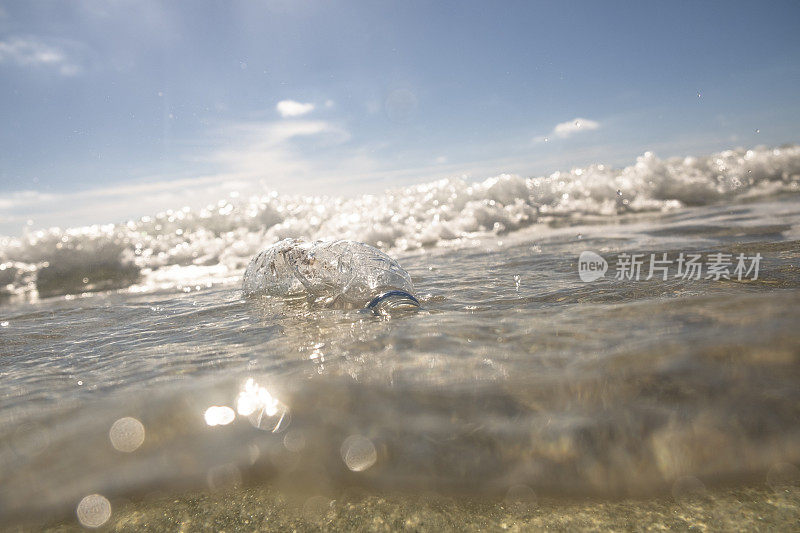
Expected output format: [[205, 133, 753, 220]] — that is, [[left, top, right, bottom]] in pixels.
[[2, 162, 800, 526]]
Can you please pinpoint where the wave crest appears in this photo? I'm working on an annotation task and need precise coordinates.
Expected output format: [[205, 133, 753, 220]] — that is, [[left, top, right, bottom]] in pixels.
[[1, 144, 798, 301]]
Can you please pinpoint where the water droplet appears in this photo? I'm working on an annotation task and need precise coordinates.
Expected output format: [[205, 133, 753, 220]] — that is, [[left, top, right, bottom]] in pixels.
[[341, 435, 377, 472], [9, 423, 49, 459], [755, 129, 760, 134], [76, 494, 111, 528], [283, 429, 306, 452], [109, 417, 145, 453]]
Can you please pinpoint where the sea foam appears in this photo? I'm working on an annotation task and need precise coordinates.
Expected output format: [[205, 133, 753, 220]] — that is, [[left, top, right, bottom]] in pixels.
[[1, 144, 798, 301]]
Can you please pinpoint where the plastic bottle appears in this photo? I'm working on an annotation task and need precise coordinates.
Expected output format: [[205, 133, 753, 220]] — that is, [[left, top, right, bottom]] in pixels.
[[242, 239, 420, 313]]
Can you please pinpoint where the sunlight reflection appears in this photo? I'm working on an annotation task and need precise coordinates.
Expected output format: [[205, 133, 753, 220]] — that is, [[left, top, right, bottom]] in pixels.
[[236, 378, 290, 432], [203, 405, 235, 426]]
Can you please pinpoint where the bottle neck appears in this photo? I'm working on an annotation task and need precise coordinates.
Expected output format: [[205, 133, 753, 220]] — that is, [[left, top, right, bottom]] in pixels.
[[365, 290, 420, 315]]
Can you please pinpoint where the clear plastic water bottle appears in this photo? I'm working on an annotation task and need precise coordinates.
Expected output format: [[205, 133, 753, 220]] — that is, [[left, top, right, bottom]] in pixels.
[[242, 238, 420, 313]]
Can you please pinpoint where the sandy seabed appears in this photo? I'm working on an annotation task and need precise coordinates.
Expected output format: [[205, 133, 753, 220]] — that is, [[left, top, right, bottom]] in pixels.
[[38, 484, 799, 532]]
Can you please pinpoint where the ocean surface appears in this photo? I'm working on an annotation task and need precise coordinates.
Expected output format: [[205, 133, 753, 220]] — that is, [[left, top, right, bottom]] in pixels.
[[1, 145, 800, 528]]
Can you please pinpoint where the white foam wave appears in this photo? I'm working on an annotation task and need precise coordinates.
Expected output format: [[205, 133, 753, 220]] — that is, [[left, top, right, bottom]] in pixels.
[[1, 144, 798, 301]]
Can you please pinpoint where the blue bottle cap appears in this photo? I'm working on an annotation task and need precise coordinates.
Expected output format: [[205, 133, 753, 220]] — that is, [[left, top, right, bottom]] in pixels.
[[365, 290, 420, 311]]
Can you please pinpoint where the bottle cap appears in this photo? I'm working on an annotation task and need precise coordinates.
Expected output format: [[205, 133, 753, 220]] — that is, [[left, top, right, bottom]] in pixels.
[[365, 290, 420, 313]]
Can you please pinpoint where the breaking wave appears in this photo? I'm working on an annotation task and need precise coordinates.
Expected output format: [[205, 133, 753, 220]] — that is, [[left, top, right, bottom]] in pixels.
[[1, 144, 799, 301]]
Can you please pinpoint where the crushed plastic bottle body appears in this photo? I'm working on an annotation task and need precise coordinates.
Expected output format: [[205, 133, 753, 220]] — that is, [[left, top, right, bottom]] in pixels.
[[243, 239, 419, 312]]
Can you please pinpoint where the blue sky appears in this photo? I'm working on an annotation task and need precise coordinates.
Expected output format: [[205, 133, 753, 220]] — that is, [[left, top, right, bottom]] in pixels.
[[1, 0, 799, 234]]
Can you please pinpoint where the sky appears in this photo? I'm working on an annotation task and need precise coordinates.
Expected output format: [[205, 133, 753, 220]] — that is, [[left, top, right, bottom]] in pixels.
[[1, 0, 799, 235]]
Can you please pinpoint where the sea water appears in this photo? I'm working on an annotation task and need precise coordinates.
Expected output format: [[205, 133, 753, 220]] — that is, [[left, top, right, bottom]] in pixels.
[[1, 145, 800, 527]]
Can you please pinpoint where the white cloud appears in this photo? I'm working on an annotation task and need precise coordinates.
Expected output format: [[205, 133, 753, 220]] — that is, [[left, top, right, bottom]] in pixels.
[[552, 117, 600, 138], [276, 100, 315, 118], [0, 37, 80, 76], [534, 117, 600, 143]]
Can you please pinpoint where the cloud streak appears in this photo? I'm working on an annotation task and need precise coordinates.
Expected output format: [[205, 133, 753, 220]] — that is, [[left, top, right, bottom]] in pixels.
[[0, 37, 80, 75], [204, 119, 352, 179], [276, 100, 315, 118]]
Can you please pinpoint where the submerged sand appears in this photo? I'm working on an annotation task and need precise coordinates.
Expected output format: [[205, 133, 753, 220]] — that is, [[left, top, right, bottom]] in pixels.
[[39, 484, 799, 532]]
